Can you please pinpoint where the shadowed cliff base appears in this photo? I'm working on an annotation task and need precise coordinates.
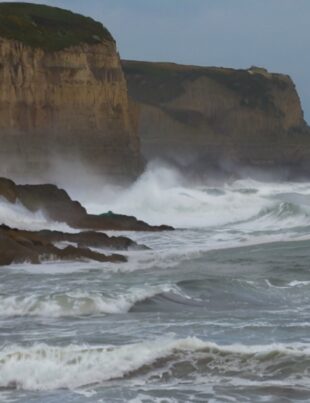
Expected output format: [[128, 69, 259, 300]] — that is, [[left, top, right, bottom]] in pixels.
[[123, 60, 310, 179]]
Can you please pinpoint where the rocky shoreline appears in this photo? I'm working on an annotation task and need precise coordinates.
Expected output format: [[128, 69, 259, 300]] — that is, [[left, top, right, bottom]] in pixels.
[[0, 177, 172, 266], [0, 177, 173, 232], [0, 224, 126, 266]]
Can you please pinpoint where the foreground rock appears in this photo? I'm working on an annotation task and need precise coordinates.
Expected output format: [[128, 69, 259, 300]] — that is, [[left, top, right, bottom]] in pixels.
[[123, 61, 310, 177], [0, 225, 126, 266], [0, 225, 147, 251], [0, 177, 173, 231]]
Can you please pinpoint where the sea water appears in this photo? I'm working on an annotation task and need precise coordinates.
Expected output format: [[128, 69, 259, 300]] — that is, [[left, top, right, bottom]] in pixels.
[[1, 165, 310, 402]]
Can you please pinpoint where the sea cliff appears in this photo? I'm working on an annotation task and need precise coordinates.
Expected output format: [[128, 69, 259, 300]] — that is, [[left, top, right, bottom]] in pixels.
[[0, 3, 140, 180], [0, 3, 309, 181], [123, 61, 310, 176]]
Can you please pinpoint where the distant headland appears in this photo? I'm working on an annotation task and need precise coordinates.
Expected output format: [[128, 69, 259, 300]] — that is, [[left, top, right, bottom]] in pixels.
[[0, 2, 309, 181]]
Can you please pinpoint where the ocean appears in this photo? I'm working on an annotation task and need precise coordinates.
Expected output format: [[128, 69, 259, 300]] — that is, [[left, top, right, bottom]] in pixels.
[[1, 164, 310, 402]]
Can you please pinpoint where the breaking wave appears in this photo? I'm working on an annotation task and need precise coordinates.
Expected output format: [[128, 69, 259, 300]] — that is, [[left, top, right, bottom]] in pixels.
[[3, 164, 310, 244], [0, 285, 180, 317], [1, 337, 310, 391], [0, 198, 72, 232], [79, 164, 310, 233]]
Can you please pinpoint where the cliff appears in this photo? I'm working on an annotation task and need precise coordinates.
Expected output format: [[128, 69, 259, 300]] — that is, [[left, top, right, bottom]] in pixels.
[[123, 61, 310, 175], [0, 3, 140, 180], [1, 3, 309, 181]]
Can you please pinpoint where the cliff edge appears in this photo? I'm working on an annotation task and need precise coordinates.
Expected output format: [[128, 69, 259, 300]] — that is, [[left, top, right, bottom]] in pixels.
[[0, 3, 140, 180], [123, 60, 310, 176]]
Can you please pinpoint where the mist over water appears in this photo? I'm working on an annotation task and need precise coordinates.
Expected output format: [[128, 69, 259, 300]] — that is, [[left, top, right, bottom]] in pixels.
[[0, 199, 72, 232], [2, 162, 310, 402]]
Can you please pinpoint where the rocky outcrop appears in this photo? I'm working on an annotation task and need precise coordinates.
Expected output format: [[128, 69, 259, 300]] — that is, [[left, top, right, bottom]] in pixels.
[[0, 177, 173, 231], [0, 175, 172, 266], [123, 61, 310, 176], [0, 3, 141, 181], [1, 225, 147, 251], [0, 172, 174, 266], [0, 224, 127, 266]]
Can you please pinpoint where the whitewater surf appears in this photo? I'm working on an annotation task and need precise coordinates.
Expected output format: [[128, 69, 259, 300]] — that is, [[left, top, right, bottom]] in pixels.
[[1, 165, 310, 402]]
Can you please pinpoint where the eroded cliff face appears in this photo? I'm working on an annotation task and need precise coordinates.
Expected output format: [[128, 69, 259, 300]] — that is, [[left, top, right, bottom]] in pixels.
[[123, 61, 310, 175], [0, 38, 140, 180]]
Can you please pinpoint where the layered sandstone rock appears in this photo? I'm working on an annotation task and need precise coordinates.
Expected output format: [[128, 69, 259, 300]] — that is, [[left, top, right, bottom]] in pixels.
[[0, 3, 140, 180], [123, 61, 310, 175]]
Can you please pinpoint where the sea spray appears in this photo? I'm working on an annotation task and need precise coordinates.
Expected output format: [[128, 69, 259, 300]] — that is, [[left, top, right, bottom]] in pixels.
[[0, 198, 72, 232], [74, 163, 310, 229]]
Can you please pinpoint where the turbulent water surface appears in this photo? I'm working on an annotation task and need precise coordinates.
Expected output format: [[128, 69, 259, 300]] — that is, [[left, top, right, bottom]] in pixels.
[[1, 165, 310, 402]]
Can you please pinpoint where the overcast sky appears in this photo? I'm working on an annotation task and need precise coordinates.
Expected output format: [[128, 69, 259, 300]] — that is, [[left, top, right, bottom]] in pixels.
[[4, 0, 310, 122]]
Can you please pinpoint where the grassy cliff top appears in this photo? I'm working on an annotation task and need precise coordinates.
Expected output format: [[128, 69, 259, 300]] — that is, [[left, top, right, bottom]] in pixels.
[[123, 60, 290, 112], [0, 2, 114, 51]]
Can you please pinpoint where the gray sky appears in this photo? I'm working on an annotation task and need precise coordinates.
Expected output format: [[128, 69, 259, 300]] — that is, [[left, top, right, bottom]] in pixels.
[[4, 0, 310, 122]]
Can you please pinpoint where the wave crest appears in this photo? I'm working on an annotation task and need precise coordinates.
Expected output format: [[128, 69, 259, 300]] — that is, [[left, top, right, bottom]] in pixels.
[[0, 285, 179, 317], [1, 338, 310, 391]]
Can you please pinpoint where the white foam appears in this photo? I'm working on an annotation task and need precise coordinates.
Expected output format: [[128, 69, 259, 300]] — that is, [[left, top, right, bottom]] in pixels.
[[4, 164, 310, 272], [0, 337, 202, 390], [0, 198, 72, 232], [0, 284, 178, 317], [0, 337, 309, 391], [288, 280, 310, 287], [81, 164, 273, 229], [71, 163, 310, 253]]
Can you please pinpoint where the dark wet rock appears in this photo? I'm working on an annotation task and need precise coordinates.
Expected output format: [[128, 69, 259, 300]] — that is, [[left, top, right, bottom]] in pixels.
[[0, 177, 174, 231], [0, 233, 39, 266], [0, 225, 127, 266], [0, 177, 17, 203], [75, 212, 173, 232], [0, 175, 171, 266], [14, 183, 87, 225], [0, 225, 148, 250], [50, 245, 126, 264]]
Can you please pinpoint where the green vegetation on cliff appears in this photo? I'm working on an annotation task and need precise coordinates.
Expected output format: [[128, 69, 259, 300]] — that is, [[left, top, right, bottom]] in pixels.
[[0, 2, 114, 51], [123, 60, 289, 114]]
